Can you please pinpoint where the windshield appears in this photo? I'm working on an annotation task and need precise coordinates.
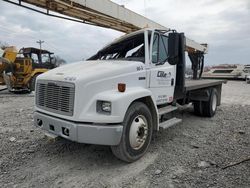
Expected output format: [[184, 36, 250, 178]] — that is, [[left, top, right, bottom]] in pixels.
[[88, 33, 145, 62], [41, 53, 51, 63]]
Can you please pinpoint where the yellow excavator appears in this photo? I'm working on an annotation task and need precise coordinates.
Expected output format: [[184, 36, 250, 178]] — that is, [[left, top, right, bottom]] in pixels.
[[0, 46, 56, 92]]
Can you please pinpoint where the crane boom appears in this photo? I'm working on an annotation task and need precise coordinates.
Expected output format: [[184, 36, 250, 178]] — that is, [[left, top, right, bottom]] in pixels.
[[3, 0, 208, 53]]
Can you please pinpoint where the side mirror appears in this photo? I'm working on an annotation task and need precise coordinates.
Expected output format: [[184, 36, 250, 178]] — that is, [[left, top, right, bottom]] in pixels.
[[168, 33, 180, 65]]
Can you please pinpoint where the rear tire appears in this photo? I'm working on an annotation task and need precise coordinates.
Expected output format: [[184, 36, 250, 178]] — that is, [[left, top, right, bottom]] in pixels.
[[111, 102, 153, 162], [193, 101, 203, 116], [202, 88, 218, 117]]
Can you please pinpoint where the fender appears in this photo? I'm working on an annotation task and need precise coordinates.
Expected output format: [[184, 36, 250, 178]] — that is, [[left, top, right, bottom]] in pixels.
[[77, 87, 159, 124]]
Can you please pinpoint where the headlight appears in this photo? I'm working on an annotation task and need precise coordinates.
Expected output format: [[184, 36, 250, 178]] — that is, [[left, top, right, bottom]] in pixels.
[[97, 101, 111, 114]]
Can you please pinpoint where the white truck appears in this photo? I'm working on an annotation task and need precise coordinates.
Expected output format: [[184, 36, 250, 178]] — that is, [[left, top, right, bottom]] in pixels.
[[3, 0, 226, 162], [34, 29, 225, 162]]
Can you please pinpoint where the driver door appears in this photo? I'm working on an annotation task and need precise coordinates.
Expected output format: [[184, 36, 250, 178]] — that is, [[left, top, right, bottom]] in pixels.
[[149, 32, 176, 105]]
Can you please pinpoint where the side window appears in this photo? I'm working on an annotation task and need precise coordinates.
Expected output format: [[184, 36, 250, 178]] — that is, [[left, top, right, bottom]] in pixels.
[[162, 35, 168, 53], [31, 53, 39, 64], [152, 33, 159, 64], [158, 35, 168, 63], [41, 54, 50, 63]]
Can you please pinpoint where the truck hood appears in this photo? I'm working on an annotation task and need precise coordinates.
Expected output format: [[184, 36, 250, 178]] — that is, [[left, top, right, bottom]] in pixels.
[[38, 60, 144, 83]]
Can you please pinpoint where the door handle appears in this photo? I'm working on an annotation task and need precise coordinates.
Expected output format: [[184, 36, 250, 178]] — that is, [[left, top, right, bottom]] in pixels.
[[171, 78, 174, 86]]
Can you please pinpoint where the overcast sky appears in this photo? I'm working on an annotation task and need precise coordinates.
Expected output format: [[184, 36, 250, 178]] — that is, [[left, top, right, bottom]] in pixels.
[[0, 0, 249, 65]]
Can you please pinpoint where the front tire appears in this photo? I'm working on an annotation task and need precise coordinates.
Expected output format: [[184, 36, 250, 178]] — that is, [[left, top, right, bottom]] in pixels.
[[111, 102, 153, 162], [29, 74, 39, 92]]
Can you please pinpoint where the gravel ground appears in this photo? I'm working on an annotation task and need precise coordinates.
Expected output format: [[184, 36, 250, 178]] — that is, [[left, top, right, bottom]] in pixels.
[[0, 81, 250, 188]]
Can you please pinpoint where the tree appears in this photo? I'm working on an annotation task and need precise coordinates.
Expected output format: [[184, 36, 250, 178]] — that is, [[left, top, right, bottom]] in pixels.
[[0, 41, 9, 50], [53, 55, 67, 67]]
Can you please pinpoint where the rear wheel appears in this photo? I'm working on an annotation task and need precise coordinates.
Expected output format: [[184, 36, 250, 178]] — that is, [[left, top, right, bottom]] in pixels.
[[193, 101, 203, 116], [111, 102, 153, 162], [202, 88, 218, 117]]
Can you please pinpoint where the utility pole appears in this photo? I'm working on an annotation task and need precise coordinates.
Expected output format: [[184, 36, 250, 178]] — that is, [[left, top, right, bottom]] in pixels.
[[36, 40, 44, 63], [36, 40, 44, 50]]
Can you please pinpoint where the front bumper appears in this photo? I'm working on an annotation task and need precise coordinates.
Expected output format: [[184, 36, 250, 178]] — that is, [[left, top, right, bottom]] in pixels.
[[34, 111, 123, 145]]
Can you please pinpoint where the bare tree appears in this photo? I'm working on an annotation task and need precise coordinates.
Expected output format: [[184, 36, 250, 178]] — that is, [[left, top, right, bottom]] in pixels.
[[53, 55, 67, 67], [0, 41, 9, 50]]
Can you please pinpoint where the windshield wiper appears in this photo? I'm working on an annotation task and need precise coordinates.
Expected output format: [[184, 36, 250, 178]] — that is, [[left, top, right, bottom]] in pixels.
[[155, 62, 165, 66]]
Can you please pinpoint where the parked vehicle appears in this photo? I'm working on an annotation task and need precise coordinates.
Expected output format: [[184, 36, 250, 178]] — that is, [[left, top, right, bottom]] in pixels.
[[242, 65, 250, 80], [202, 64, 244, 79], [202, 64, 250, 80], [4, 0, 225, 162], [34, 29, 225, 162], [0, 47, 56, 92], [246, 75, 250, 84]]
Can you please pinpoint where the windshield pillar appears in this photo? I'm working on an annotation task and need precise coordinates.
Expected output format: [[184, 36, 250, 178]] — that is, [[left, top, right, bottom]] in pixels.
[[144, 30, 150, 69]]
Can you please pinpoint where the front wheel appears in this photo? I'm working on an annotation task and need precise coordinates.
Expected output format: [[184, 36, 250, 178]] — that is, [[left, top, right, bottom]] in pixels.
[[111, 102, 153, 162], [29, 74, 39, 92]]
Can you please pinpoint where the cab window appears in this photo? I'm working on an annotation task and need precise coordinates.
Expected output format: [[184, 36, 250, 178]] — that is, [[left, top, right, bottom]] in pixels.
[[31, 53, 39, 64], [41, 53, 50, 63], [159, 35, 168, 62], [152, 33, 168, 64], [152, 34, 159, 64]]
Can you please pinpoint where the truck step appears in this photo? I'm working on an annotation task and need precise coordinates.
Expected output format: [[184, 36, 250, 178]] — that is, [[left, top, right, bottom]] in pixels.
[[159, 117, 182, 130], [158, 105, 178, 116]]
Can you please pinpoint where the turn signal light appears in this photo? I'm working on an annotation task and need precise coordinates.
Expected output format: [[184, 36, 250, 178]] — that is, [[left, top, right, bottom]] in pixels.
[[118, 83, 126, 92]]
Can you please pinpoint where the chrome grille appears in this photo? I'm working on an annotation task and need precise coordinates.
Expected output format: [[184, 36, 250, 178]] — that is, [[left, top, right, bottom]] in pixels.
[[36, 80, 75, 116]]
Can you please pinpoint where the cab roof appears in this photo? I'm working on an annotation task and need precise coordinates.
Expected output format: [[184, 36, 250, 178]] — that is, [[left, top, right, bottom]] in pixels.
[[20, 47, 54, 55]]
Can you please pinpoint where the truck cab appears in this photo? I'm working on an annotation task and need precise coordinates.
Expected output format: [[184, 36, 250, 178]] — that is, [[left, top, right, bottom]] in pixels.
[[34, 29, 224, 162]]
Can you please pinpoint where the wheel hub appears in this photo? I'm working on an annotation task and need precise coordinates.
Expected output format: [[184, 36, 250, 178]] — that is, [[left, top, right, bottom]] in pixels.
[[129, 115, 148, 150], [212, 94, 217, 112]]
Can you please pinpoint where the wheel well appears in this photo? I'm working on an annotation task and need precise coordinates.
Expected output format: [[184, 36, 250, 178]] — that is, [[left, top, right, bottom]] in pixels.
[[132, 96, 158, 131], [31, 71, 43, 78]]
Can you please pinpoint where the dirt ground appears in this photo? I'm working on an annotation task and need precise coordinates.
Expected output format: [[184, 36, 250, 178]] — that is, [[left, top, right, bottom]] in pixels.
[[0, 81, 250, 188]]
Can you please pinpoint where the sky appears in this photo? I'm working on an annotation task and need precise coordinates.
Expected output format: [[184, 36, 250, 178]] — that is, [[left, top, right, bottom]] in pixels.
[[0, 0, 249, 65]]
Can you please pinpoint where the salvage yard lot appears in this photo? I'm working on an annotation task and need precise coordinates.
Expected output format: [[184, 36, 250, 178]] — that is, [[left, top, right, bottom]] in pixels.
[[0, 81, 250, 188]]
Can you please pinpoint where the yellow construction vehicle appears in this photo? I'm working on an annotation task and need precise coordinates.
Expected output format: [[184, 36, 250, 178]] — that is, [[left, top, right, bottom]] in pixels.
[[0, 46, 56, 92]]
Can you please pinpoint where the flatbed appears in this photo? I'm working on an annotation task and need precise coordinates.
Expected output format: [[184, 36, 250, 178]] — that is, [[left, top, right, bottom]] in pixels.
[[185, 79, 226, 91]]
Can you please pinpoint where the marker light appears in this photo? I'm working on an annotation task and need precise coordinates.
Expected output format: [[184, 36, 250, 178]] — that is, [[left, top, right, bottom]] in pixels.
[[118, 83, 126, 92]]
